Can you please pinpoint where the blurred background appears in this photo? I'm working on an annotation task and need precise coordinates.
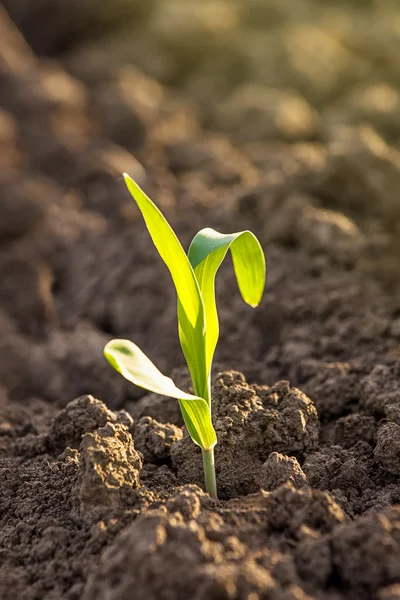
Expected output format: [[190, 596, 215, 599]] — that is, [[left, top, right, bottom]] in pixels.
[[0, 0, 399, 415]]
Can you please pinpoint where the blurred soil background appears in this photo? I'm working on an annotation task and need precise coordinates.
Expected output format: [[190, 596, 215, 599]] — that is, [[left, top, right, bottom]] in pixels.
[[0, 1, 400, 599]]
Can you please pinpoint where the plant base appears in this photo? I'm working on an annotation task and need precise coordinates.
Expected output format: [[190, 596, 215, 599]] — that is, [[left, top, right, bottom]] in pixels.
[[202, 447, 217, 499]]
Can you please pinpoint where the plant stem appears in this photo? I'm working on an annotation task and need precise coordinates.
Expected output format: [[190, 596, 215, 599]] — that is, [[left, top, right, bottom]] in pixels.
[[202, 447, 217, 499]]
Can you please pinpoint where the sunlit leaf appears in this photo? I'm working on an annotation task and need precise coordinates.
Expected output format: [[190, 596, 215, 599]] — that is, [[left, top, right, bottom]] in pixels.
[[178, 399, 216, 450], [104, 339, 216, 449], [105, 339, 196, 400], [188, 227, 266, 377], [123, 174, 207, 399]]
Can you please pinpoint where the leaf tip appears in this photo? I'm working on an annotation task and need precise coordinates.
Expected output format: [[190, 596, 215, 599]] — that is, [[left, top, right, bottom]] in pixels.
[[245, 292, 264, 309], [103, 340, 123, 375], [104, 339, 117, 354], [123, 172, 134, 185]]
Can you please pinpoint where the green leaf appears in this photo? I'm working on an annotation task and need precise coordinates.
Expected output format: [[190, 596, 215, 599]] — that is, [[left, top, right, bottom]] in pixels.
[[105, 339, 196, 400], [123, 175, 207, 399], [188, 228, 266, 378], [104, 339, 216, 450], [178, 399, 217, 450]]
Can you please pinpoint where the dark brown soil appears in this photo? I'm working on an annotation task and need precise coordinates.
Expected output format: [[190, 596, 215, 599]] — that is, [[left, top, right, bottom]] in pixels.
[[1, 1, 400, 599]]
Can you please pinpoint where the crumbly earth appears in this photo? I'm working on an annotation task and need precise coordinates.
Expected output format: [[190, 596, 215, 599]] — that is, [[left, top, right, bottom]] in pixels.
[[1, 1, 400, 599]]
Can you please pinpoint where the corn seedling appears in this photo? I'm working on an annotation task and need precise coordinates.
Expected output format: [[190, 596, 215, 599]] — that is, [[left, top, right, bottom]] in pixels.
[[104, 174, 266, 499]]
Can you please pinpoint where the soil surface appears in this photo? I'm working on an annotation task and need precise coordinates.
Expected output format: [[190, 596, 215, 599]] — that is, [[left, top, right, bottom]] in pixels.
[[1, 1, 400, 599]]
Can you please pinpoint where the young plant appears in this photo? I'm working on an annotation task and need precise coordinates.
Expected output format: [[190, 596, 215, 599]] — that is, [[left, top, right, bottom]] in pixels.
[[104, 174, 266, 499]]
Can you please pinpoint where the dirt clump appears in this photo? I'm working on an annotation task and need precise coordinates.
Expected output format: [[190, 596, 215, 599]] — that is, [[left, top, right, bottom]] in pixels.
[[76, 421, 143, 519], [134, 415, 183, 463], [258, 452, 307, 491], [47, 394, 133, 454], [375, 423, 400, 476], [171, 372, 319, 499], [84, 483, 345, 600]]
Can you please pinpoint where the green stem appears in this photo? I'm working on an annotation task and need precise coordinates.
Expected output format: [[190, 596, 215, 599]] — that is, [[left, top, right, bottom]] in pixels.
[[202, 447, 217, 499]]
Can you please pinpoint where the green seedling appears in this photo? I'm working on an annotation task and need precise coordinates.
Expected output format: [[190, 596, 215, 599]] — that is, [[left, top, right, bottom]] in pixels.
[[104, 174, 266, 499]]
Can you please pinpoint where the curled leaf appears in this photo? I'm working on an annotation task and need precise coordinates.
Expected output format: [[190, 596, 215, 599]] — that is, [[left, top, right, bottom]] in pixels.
[[188, 228, 266, 377]]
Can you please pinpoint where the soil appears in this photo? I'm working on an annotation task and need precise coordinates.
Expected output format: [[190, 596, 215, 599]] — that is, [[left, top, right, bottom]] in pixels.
[[0, 1, 400, 599]]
